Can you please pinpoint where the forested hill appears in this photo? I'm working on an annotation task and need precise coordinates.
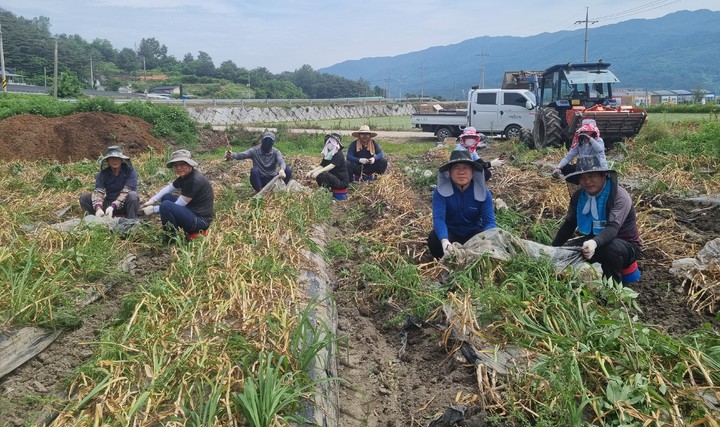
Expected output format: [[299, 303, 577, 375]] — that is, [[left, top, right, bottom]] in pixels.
[[319, 9, 720, 100]]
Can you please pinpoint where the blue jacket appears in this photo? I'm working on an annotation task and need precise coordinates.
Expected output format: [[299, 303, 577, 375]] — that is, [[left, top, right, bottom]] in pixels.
[[432, 180, 496, 240]]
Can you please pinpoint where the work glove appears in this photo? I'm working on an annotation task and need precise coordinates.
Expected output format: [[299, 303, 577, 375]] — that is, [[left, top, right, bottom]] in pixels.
[[582, 239, 597, 260], [225, 150, 233, 160], [278, 169, 286, 179], [441, 239, 455, 256], [141, 199, 158, 209], [368, 157, 376, 164], [490, 158, 506, 168], [552, 168, 563, 179], [95, 208, 105, 218], [141, 206, 158, 216], [310, 171, 320, 179], [358, 158, 369, 164], [104, 206, 114, 218]]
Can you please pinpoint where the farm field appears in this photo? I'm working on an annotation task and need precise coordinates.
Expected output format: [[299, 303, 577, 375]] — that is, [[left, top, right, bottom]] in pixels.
[[0, 112, 719, 426]]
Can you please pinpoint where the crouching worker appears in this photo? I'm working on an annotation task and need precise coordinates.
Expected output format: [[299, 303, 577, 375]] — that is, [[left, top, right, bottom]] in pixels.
[[551, 154, 642, 284], [225, 131, 292, 193], [347, 125, 388, 181], [455, 126, 505, 181], [428, 149, 496, 259], [306, 133, 350, 200], [141, 150, 215, 242], [79, 145, 139, 218]]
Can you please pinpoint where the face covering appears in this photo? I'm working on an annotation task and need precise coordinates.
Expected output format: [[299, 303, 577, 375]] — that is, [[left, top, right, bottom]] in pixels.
[[321, 136, 341, 161], [261, 137, 274, 154]]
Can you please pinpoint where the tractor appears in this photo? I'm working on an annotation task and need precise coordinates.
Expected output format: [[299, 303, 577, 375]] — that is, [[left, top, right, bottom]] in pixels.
[[519, 62, 647, 149]]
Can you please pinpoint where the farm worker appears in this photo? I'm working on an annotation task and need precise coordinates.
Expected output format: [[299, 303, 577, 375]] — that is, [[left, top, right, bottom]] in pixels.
[[141, 149, 215, 241], [551, 153, 642, 284], [79, 145, 140, 218], [427, 149, 497, 259], [454, 126, 506, 180], [553, 119, 607, 178], [346, 125, 388, 182], [225, 131, 292, 192], [306, 133, 350, 195]]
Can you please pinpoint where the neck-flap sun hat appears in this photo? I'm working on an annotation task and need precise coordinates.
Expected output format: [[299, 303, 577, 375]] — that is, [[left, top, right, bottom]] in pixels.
[[166, 149, 198, 168], [439, 149, 484, 173], [351, 125, 378, 138]]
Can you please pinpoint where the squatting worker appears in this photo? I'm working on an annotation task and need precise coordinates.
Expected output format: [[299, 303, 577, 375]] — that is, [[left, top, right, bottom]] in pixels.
[[225, 131, 292, 193], [428, 149, 497, 259], [306, 133, 350, 193], [551, 153, 642, 283], [141, 149, 215, 240], [79, 145, 140, 218], [454, 126, 506, 181], [346, 125, 388, 181]]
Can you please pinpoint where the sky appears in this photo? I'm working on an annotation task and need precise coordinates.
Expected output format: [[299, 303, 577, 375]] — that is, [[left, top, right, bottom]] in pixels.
[[4, 0, 719, 74]]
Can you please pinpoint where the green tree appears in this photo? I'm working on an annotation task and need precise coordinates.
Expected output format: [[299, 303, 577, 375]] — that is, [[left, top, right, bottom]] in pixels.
[[116, 48, 139, 72], [55, 71, 84, 98], [692, 86, 708, 104], [195, 51, 215, 77], [137, 37, 168, 69]]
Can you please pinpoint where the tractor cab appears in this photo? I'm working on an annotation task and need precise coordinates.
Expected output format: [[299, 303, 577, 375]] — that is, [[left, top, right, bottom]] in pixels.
[[538, 62, 619, 112]]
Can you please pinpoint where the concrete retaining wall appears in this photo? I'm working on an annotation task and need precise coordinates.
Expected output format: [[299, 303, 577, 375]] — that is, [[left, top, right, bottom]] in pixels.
[[187, 103, 415, 126]]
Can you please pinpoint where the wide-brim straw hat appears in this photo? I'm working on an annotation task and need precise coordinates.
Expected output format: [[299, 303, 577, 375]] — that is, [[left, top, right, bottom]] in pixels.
[[565, 154, 615, 185], [439, 149, 484, 173], [166, 149, 198, 168], [351, 125, 378, 138]]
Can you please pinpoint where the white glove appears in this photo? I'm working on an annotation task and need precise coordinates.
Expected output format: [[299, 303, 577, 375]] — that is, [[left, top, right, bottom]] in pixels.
[[359, 158, 369, 164], [441, 239, 454, 255], [305, 171, 314, 178], [490, 158, 506, 168], [95, 209, 105, 218], [104, 206, 114, 218], [311, 171, 320, 179], [225, 150, 233, 160], [142, 206, 157, 216], [141, 199, 158, 208], [582, 239, 597, 259], [552, 168, 563, 178], [278, 169, 286, 179], [368, 157, 376, 164]]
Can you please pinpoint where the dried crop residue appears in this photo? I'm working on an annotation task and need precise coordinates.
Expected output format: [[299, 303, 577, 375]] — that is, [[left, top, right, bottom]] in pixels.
[[0, 112, 718, 426], [0, 112, 168, 162]]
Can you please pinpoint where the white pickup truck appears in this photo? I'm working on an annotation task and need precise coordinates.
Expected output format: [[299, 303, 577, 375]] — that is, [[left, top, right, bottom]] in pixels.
[[412, 88, 536, 141]]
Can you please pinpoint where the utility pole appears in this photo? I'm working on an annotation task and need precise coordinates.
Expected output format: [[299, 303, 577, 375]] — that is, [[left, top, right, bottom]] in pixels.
[[44, 67, 47, 87], [0, 23, 7, 93], [383, 76, 392, 99], [53, 38, 58, 98], [575, 7, 598, 62], [476, 51, 489, 89], [398, 75, 406, 100], [419, 62, 426, 99], [89, 56, 94, 89], [142, 56, 147, 95]]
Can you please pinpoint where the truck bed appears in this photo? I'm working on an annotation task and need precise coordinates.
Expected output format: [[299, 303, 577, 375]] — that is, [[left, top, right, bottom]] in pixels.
[[410, 110, 467, 126]]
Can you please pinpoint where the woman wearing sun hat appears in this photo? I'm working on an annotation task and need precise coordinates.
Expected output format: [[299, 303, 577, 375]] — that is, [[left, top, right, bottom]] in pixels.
[[79, 145, 140, 218], [428, 149, 497, 259], [141, 149, 215, 241], [346, 125, 388, 181], [551, 153, 642, 284], [306, 133, 350, 199]]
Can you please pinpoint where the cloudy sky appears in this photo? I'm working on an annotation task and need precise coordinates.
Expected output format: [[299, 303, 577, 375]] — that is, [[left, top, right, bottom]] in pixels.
[[5, 0, 718, 73]]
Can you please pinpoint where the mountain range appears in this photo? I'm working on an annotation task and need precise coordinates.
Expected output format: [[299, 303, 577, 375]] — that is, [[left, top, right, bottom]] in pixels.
[[318, 10, 720, 100]]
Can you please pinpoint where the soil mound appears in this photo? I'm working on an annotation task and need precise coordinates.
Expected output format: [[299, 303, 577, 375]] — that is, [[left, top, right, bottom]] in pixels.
[[0, 112, 168, 163]]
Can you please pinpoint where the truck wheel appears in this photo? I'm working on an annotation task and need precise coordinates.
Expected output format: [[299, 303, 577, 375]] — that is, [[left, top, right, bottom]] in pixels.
[[503, 124, 522, 140], [519, 128, 534, 148], [533, 108, 563, 149], [436, 127, 454, 142]]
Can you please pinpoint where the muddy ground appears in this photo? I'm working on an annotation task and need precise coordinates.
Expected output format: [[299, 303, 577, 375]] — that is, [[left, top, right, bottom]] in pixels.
[[0, 113, 718, 426]]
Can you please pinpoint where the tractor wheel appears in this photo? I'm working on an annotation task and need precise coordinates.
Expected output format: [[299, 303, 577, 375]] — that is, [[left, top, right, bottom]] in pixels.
[[503, 124, 522, 140], [436, 127, 454, 142], [533, 108, 563, 149], [519, 128, 534, 148]]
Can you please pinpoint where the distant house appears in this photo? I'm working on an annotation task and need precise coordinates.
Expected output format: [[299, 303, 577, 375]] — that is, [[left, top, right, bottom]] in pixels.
[[150, 85, 181, 96], [670, 89, 693, 104], [3, 72, 26, 85], [614, 88, 651, 107], [651, 90, 677, 105]]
